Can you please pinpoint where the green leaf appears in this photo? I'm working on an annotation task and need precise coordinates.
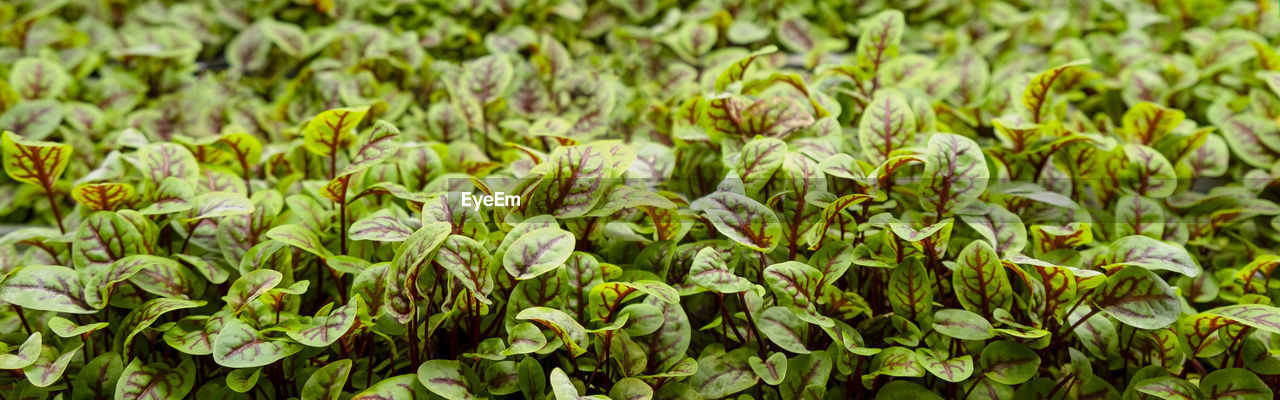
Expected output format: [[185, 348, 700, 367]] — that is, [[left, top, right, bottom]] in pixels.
[[857, 90, 916, 165], [141, 177, 195, 215], [9, 58, 69, 100], [737, 138, 787, 197], [1210, 304, 1280, 335], [3, 131, 72, 189], [118, 298, 206, 353], [341, 119, 401, 176], [349, 209, 413, 242], [437, 235, 495, 302], [810, 241, 854, 288], [1093, 265, 1180, 330], [125, 255, 203, 299], [688, 247, 752, 293], [464, 55, 515, 104], [212, 318, 302, 368], [1197, 30, 1262, 75], [1113, 194, 1164, 239], [162, 315, 219, 356], [75, 353, 123, 399], [1069, 307, 1117, 358], [524, 144, 611, 218], [952, 240, 1013, 317], [115, 359, 196, 400], [715, 46, 778, 92], [72, 182, 135, 211], [503, 227, 575, 280], [185, 191, 254, 221], [417, 359, 479, 400], [266, 224, 333, 258], [0, 101, 64, 139], [748, 352, 788, 386], [516, 307, 589, 357], [47, 315, 108, 338], [869, 347, 924, 378], [1122, 144, 1177, 199], [518, 356, 547, 398], [919, 134, 989, 218], [779, 351, 832, 400], [303, 106, 370, 157], [609, 377, 654, 400], [738, 97, 815, 139], [962, 378, 1014, 400], [1106, 235, 1201, 277], [351, 375, 428, 400], [550, 367, 609, 400], [216, 131, 263, 175], [854, 10, 905, 73], [385, 222, 452, 322], [0, 265, 95, 313], [763, 261, 823, 312], [1022, 59, 1090, 123], [587, 185, 677, 217], [1120, 102, 1186, 145], [505, 322, 548, 355], [225, 367, 260, 393], [758, 306, 810, 354], [874, 381, 944, 400], [932, 308, 994, 341], [979, 340, 1040, 385], [1218, 114, 1280, 168], [1135, 376, 1201, 400], [484, 361, 521, 396], [74, 211, 145, 275], [282, 296, 360, 347], [0, 333, 41, 369], [138, 143, 199, 186], [223, 269, 283, 312], [915, 349, 973, 383], [691, 347, 758, 399], [888, 257, 932, 321], [691, 191, 782, 252], [961, 204, 1027, 255], [1200, 368, 1272, 400], [261, 19, 309, 57]]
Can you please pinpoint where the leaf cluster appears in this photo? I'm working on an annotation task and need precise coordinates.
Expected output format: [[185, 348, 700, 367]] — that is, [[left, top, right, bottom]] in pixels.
[[0, 0, 1278, 399]]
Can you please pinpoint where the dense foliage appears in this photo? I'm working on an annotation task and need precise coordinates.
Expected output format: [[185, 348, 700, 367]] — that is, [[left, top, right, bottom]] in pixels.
[[0, 0, 1279, 399]]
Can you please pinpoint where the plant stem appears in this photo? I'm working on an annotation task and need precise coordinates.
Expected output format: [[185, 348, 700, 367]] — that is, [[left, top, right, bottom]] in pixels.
[[756, 252, 767, 294], [469, 290, 480, 348], [325, 261, 348, 304], [339, 201, 348, 255], [1058, 307, 1102, 339], [1220, 328, 1247, 369], [1121, 326, 1139, 364], [408, 307, 420, 367], [737, 292, 767, 358], [365, 334, 376, 387], [84, 333, 93, 360], [178, 224, 196, 254], [239, 158, 253, 195], [14, 306, 32, 335], [44, 189, 65, 234], [328, 152, 337, 181], [272, 363, 285, 400], [1045, 374, 1077, 400], [961, 376, 984, 400], [719, 293, 746, 344]]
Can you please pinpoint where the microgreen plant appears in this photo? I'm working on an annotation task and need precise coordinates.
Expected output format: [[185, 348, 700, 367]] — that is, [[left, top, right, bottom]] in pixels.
[[0, 0, 1279, 399]]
